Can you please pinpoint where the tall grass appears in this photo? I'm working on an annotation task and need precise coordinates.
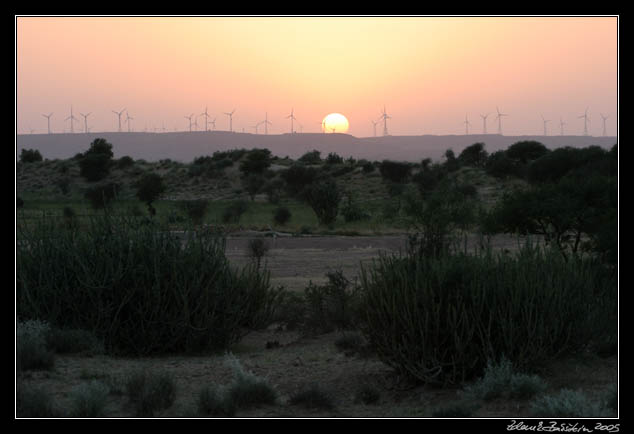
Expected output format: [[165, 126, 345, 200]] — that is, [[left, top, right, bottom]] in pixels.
[[16, 213, 282, 356], [359, 242, 616, 385]]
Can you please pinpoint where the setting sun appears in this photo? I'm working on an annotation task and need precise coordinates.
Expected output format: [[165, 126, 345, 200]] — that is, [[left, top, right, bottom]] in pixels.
[[322, 113, 349, 134]]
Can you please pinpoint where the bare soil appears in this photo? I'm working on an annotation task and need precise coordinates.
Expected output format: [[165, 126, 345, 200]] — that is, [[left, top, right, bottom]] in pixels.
[[16, 234, 618, 419]]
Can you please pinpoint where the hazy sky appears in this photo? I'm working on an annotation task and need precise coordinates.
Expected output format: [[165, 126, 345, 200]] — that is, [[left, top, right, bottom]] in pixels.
[[16, 16, 618, 137]]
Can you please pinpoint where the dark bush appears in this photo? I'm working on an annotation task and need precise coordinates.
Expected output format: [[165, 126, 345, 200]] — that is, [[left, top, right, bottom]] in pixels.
[[359, 243, 616, 385], [298, 150, 322, 164], [458, 142, 488, 167], [325, 152, 344, 165], [222, 200, 249, 223], [273, 206, 292, 225], [84, 183, 121, 209], [16, 215, 282, 356], [379, 160, 411, 184], [239, 148, 272, 175], [20, 149, 43, 163], [79, 138, 114, 182], [135, 172, 165, 216], [506, 140, 550, 164], [179, 199, 209, 225], [116, 155, 135, 169], [280, 164, 319, 198], [305, 178, 341, 226]]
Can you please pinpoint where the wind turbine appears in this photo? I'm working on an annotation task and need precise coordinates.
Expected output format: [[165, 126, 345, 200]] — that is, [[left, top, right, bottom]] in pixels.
[[463, 114, 472, 135], [578, 108, 590, 136], [200, 106, 211, 132], [560, 117, 566, 136], [260, 112, 272, 135], [371, 120, 378, 137], [480, 113, 490, 134], [208, 117, 217, 131], [495, 107, 508, 135], [42, 112, 53, 134], [378, 105, 391, 136], [79, 112, 91, 133], [184, 114, 194, 132], [65, 106, 78, 133], [125, 111, 134, 133], [600, 113, 609, 137], [541, 114, 551, 136], [286, 108, 297, 133], [192, 116, 199, 132], [112, 108, 126, 132], [224, 109, 236, 132]]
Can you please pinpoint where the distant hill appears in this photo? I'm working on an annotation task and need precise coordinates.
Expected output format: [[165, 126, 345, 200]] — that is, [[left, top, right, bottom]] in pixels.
[[16, 131, 618, 163]]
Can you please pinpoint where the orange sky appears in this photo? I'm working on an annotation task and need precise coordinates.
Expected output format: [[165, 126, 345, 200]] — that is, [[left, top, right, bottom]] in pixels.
[[16, 16, 618, 137]]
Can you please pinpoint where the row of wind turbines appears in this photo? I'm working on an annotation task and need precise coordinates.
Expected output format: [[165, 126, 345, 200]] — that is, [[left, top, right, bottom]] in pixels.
[[35, 105, 611, 137], [462, 107, 611, 137], [37, 106, 318, 135]]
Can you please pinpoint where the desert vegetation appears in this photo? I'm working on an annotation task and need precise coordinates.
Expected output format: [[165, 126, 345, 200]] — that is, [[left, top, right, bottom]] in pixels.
[[15, 138, 617, 418]]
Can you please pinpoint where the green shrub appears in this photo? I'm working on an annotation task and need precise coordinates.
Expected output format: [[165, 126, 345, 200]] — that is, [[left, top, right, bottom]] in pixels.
[[530, 389, 607, 418], [16, 320, 54, 372], [223, 354, 277, 409], [289, 383, 335, 410], [462, 357, 547, 402], [16, 383, 59, 417], [197, 385, 236, 417], [16, 215, 282, 356], [359, 243, 616, 385], [306, 178, 341, 226], [46, 327, 103, 355], [20, 148, 43, 163], [273, 206, 292, 225], [222, 200, 249, 223], [69, 380, 110, 417], [304, 270, 360, 333], [125, 369, 176, 417]]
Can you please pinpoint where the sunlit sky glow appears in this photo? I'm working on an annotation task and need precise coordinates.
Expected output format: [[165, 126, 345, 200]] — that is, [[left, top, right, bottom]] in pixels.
[[16, 16, 618, 137]]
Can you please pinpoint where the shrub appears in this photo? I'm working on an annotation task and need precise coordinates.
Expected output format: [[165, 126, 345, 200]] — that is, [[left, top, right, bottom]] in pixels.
[[247, 238, 269, 268], [506, 140, 549, 164], [298, 150, 322, 164], [289, 383, 335, 410], [179, 199, 209, 225], [461, 357, 547, 402], [458, 142, 488, 167], [530, 389, 607, 418], [222, 200, 249, 223], [46, 327, 103, 355], [16, 320, 54, 372], [340, 194, 369, 223], [20, 148, 43, 163], [304, 270, 360, 333], [135, 172, 165, 216], [273, 206, 292, 226], [197, 385, 236, 417], [242, 173, 265, 201], [78, 138, 114, 182], [16, 215, 282, 356], [239, 148, 272, 175], [125, 369, 177, 417], [16, 383, 59, 417], [361, 161, 375, 173], [116, 155, 135, 169], [359, 243, 616, 385], [69, 380, 110, 417], [305, 178, 341, 226], [223, 354, 277, 409], [280, 164, 318, 198], [325, 152, 344, 165], [84, 182, 120, 209], [379, 160, 411, 184]]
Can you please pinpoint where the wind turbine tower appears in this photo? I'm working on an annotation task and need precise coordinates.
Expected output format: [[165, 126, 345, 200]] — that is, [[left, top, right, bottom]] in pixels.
[[560, 118, 566, 136], [286, 108, 297, 134], [495, 107, 508, 135], [379, 106, 391, 136], [480, 113, 490, 134], [224, 109, 236, 132], [600, 113, 609, 137], [261, 112, 272, 135], [65, 106, 78, 133], [463, 114, 472, 135], [80, 112, 91, 133], [208, 117, 217, 131], [200, 106, 211, 132], [125, 111, 134, 133], [184, 114, 194, 132], [371, 120, 378, 137], [42, 112, 53, 134], [579, 108, 590, 136], [112, 108, 126, 132], [541, 115, 551, 136]]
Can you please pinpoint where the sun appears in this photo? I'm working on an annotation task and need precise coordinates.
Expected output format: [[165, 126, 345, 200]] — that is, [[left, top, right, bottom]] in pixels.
[[322, 113, 349, 134]]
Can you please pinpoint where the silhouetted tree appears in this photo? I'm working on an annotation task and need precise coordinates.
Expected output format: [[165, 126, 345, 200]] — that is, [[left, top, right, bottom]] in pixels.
[[19, 149, 43, 163], [135, 172, 165, 216]]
